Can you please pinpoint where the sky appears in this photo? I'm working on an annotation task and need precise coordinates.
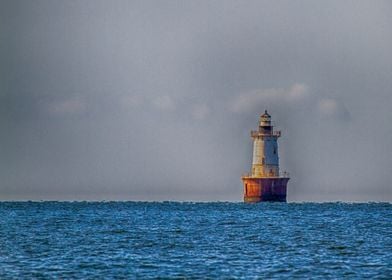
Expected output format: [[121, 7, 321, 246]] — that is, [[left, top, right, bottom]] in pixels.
[[1, 0, 391, 201]]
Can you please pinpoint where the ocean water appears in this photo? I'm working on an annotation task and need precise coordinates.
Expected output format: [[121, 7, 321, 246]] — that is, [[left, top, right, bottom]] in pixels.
[[0, 202, 391, 279]]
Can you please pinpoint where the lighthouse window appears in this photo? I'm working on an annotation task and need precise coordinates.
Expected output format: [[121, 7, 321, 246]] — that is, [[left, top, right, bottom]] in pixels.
[[273, 147, 276, 154], [262, 157, 265, 164]]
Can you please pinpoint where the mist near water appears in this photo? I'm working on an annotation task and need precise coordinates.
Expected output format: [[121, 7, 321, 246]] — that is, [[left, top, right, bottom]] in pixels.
[[1, 0, 391, 201]]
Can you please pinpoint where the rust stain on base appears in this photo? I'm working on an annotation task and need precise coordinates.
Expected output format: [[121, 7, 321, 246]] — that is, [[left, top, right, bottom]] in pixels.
[[242, 177, 289, 202]]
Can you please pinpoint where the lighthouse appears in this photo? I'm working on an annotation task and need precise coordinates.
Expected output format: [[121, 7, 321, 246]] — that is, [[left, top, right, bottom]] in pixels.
[[242, 111, 290, 202]]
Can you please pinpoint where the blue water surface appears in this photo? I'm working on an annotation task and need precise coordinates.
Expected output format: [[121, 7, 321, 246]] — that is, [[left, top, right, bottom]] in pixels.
[[0, 202, 391, 279]]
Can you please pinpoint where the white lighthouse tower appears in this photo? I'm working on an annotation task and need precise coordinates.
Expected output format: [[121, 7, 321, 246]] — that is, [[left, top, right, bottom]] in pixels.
[[251, 110, 280, 177], [242, 110, 289, 202]]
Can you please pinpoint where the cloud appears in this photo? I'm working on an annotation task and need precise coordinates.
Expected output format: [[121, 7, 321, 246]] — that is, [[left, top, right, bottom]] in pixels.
[[286, 83, 309, 102], [120, 95, 144, 109], [318, 98, 350, 120], [229, 83, 309, 113], [152, 95, 176, 111], [1, 1, 390, 202], [191, 104, 210, 120], [230, 84, 351, 122], [48, 98, 86, 116]]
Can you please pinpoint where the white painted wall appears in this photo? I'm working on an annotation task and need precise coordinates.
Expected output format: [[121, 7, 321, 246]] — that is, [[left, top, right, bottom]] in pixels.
[[251, 136, 280, 177]]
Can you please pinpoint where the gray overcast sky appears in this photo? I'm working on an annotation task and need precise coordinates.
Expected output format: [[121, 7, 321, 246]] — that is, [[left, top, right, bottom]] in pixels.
[[1, 0, 391, 201]]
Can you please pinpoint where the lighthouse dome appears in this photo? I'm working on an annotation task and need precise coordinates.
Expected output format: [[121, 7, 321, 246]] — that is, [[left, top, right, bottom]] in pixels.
[[261, 110, 271, 118], [260, 110, 272, 127]]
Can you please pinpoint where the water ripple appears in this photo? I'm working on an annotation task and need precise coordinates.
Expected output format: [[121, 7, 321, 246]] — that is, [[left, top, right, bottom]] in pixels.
[[0, 202, 391, 278]]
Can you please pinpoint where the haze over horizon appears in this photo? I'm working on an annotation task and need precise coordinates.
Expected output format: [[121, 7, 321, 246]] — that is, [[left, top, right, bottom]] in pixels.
[[1, 0, 391, 201]]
